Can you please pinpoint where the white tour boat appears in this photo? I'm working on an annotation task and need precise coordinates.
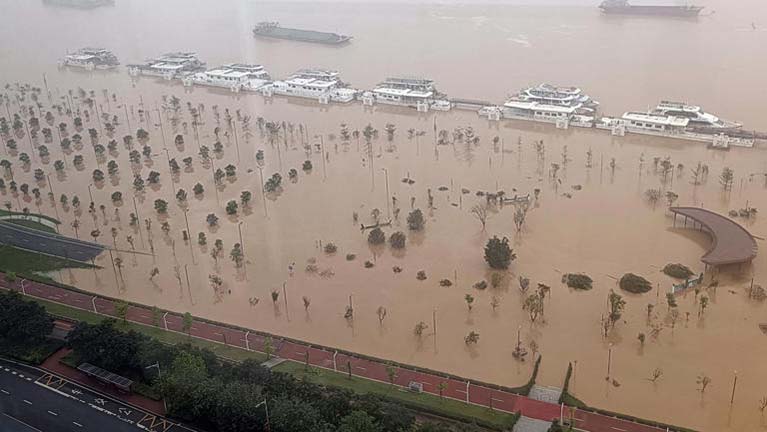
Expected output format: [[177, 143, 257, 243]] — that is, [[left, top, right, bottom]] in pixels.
[[58, 48, 119, 70], [184, 64, 271, 93], [128, 52, 206, 80], [508, 83, 599, 112], [362, 77, 451, 112], [652, 101, 741, 129], [264, 68, 357, 103]]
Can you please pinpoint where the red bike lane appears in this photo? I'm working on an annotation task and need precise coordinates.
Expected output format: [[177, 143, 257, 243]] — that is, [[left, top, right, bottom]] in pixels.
[[0, 274, 677, 432]]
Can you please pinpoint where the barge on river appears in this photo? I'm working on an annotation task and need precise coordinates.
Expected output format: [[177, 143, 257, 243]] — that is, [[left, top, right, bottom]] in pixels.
[[253, 22, 351, 45], [599, 0, 704, 17], [43, 0, 114, 8]]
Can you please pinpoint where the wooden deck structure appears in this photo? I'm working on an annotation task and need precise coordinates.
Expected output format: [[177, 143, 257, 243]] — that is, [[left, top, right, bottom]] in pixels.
[[670, 207, 758, 268]]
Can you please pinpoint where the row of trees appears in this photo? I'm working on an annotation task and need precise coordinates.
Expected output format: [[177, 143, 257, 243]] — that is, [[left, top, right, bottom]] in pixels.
[[65, 319, 485, 432]]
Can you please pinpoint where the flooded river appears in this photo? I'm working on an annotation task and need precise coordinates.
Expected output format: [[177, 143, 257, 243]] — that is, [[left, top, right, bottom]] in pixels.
[[2, 0, 767, 430]]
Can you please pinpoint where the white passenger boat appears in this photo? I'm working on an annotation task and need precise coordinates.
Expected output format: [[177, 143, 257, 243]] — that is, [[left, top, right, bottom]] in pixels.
[[263, 68, 357, 103], [596, 111, 753, 148], [184, 64, 271, 93], [652, 101, 741, 129], [127, 52, 206, 80], [512, 83, 599, 112], [58, 48, 119, 70], [363, 77, 451, 112]]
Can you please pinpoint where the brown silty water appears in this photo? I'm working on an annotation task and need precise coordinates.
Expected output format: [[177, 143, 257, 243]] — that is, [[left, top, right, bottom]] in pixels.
[[2, 0, 767, 431]]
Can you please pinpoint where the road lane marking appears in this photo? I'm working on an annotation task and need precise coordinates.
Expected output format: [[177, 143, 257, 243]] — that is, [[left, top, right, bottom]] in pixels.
[[2, 413, 43, 432], [73, 421, 83, 428], [47, 410, 59, 416], [1, 389, 9, 395], [610, 428, 627, 432], [23, 399, 32, 405]]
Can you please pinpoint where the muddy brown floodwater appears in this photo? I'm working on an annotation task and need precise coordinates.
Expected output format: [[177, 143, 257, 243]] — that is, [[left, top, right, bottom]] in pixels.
[[2, 1, 767, 431], [5, 85, 767, 432]]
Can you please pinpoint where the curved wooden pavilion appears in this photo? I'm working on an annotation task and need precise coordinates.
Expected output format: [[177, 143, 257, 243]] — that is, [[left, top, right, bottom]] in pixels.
[[670, 207, 758, 267]]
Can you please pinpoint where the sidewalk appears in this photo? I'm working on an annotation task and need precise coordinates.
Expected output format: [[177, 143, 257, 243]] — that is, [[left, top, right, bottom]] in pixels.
[[41, 347, 166, 415]]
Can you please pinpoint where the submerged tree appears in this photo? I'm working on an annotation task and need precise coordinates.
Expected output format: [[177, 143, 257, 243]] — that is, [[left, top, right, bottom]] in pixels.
[[484, 236, 515, 270]]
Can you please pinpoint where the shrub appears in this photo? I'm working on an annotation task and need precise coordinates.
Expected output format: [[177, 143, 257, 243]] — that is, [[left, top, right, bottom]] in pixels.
[[416, 271, 427, 281], [562, 273, 593, 290], [302, 160, 313, 171], [324, 243, 338, 254], [439, 279, 453, 287], [619, 273, 652, 294], [406, 209, 424, 231], [346, 253, 356, 261], [662, 263, 694, 279], [484, 236, 515, 270], [389, 231, 406, 249], [153, 199, 168, 214], [473, 280, 488, 290], [225, 200, 238, 215], [364, 260, 374, 268], [368, 228, 385, 245]]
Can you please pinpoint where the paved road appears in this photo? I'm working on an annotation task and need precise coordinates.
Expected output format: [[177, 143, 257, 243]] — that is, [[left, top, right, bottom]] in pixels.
[[0, 221, 103, 262], [0, 275, 683, 432], [0, 358, 188, 432]]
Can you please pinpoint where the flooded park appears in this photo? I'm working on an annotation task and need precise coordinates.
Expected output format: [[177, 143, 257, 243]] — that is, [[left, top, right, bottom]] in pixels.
[[2, 0, 767, 431]]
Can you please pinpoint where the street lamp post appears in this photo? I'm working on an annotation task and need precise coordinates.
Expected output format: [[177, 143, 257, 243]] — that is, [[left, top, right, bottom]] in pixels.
[[381, 168, 390, 219], [87, 183, 94, 205], [730, 370, 738, 405], [184, 209, 194, 264], [315, 134, 327, 180], [256, 165, 268, 217], [46, 174, 60, 228], [145, 363, 167, 411], [132, 196, 144, 248], [237, 221, 245, 254], [255, 399, 270, 430], [606, 343, 614, 381], [154, 108, 167, 150], [184, 264, 194, 305], [232, 120, 241, 163]]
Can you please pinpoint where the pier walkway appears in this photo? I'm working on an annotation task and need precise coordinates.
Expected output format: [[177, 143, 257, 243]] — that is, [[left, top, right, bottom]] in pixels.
[[670, 207, 758, 266]]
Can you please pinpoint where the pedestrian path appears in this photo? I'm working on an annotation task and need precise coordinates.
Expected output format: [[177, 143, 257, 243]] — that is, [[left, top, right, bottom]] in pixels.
[[529, 384, 562, 404], [512, 416, 552, 432]]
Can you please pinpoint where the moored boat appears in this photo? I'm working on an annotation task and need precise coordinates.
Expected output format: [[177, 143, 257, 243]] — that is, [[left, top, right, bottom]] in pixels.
[[599, 0, 703, 17], [59, 48, 119, 70], [184, 64, 271, 93], [652, 101, 741, 129], [127, 52, 206, 80], [43, 0, 114, 9], [362, 77, 451, 112], [253, 22, 351, 45], [264, 69, 357, 103]]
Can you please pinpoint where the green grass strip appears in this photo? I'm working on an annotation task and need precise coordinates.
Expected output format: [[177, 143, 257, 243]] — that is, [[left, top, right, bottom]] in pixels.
[[275, 360, 519, 429]]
